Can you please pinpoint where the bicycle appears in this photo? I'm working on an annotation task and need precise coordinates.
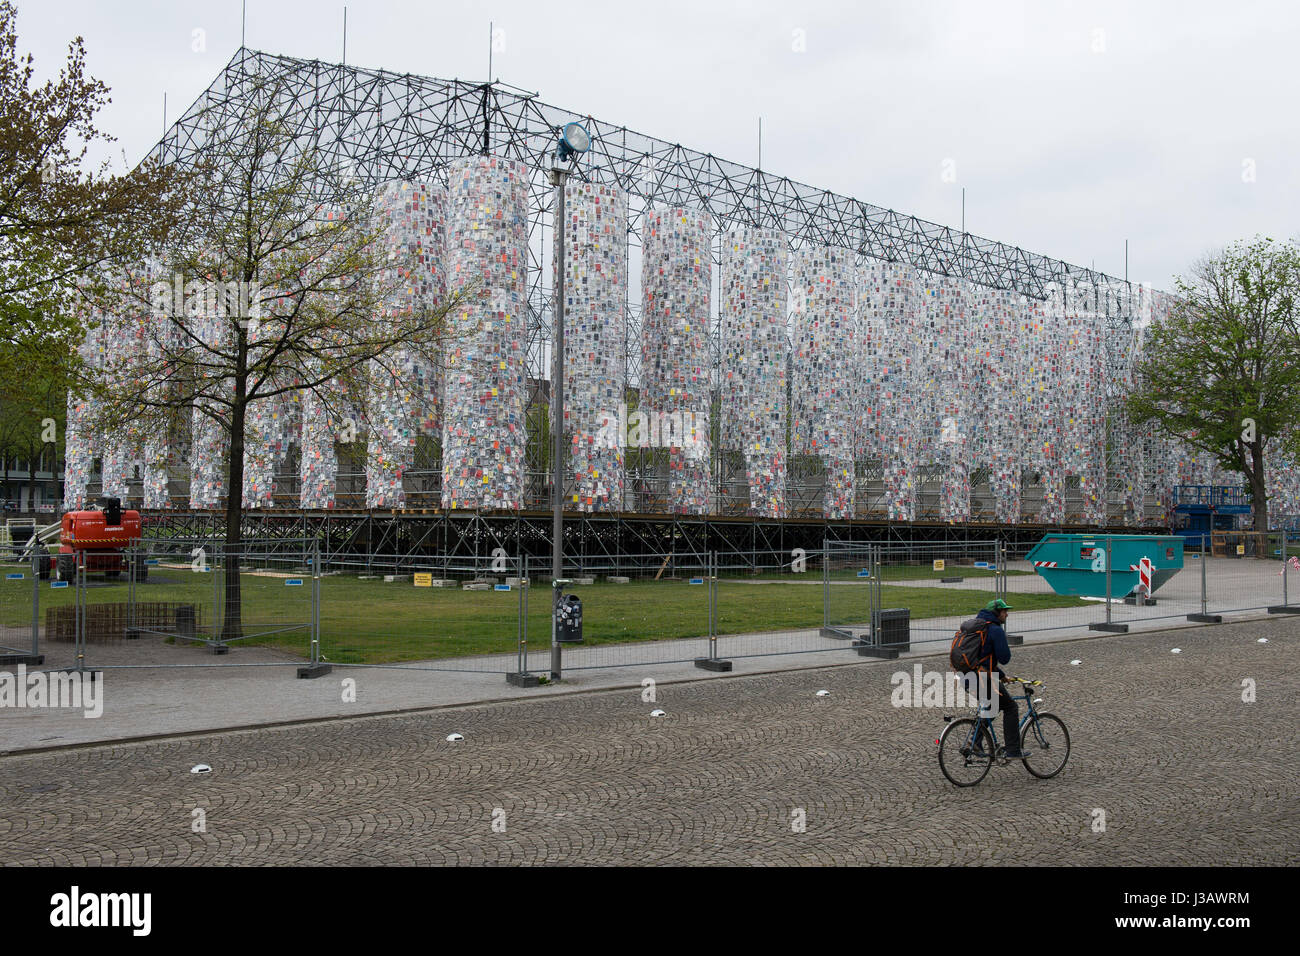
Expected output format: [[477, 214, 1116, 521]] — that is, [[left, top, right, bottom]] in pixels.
[[937, 676, 1071, 787]]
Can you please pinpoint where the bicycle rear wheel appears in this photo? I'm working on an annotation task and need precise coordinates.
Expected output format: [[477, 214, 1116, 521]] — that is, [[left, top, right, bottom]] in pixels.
[[1021, 713, 1070, 779], [939, 718, 994, 787]]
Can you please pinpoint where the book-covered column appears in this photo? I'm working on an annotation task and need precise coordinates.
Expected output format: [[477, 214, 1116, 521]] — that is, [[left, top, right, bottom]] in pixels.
[[560, 181, 627, 512], [442, 156, 528, 511], [792, 244, 856, 518], [136, 264, 180, 509], [365, 181, 447, 509], [298, 305, 361, 510], [1137, 289, 1176, 527], [877, 262, 920, 522], [641, 206, 713, 514], [243, 389, 300, 508], [1061, 280, 1107, 526], [189, 304, 229, 510], [62, 307, 102, 511], [987, 289, 1023, 524], [96, 287, 149, 503], [1025, 294, 1065, 524], [721, 226, 788, 517], [855, 258, 887, 518], [1112, 284, 1149, 526], [930, 276, 972, 522]]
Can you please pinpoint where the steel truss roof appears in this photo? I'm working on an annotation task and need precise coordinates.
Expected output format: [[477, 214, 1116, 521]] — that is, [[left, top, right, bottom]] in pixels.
[[154, 47, 1139, 325]]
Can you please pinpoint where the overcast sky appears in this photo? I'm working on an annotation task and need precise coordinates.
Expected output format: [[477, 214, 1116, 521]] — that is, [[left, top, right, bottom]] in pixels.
[[15, 0, 1299, 289]]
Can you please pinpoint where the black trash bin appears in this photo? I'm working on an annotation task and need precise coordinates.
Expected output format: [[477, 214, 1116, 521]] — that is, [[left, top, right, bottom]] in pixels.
[[555, 594, 583, 643], [876, 607, 910, 652], [175, 605, 197, 642]]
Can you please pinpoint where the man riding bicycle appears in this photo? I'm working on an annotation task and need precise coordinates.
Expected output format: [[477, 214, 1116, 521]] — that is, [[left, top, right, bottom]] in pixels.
[[957, 598, 1024, 758]]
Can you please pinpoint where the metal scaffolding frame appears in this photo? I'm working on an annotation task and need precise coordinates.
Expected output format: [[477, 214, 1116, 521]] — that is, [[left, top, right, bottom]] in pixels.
[[140, 46, 1147, 520], [140, 508, 1120, 575]]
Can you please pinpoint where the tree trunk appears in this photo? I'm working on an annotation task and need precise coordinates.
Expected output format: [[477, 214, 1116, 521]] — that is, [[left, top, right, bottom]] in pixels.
[[221, 397, 246, 642], [27, 445, 38, 513], [1251, 442, 1269, 533]]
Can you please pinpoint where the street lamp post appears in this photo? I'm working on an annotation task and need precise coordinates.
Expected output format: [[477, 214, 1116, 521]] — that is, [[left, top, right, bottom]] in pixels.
[[549, 122, 590, 681]]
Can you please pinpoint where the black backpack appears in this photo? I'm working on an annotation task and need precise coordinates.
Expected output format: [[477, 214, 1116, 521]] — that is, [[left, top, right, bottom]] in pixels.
[[950, 618, 993, 674]]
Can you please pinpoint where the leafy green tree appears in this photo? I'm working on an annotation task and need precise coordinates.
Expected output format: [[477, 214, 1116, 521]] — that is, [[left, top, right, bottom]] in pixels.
[[0, 0, 182, 515], [0, 0, 183, 336], [0, 318, 68, 509], [1127, 236, 1300, 532]]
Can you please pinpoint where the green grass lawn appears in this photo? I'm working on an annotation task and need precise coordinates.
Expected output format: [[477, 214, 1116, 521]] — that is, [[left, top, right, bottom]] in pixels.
[[2, 561, 1089, 665]]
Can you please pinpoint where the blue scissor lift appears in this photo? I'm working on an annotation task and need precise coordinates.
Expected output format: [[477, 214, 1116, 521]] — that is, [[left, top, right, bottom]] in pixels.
[[1171, 485, 1252, 550]]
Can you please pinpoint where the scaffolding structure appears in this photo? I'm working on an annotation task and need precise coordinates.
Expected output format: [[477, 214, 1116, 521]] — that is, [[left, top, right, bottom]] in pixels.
[[63, 46, 1300, 539]]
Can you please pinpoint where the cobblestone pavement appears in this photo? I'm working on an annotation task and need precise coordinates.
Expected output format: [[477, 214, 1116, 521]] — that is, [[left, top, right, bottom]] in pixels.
[[1, 618, 1296, 865]]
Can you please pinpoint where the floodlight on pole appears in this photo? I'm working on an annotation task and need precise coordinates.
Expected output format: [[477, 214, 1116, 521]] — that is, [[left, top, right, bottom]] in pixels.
[[557, 122, 591, 163], [548, 121, 589, 680]]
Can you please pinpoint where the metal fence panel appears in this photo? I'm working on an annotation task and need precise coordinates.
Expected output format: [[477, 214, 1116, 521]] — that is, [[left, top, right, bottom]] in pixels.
[[539, 553, 713, 673], [14, 529, 1291, 683], [823, 542, 874, 637], [0, 550, 39, 660], [860, 541, 1002, 655], [317, 552, 533, 674], [36, 541, 315, 671], [1204, 530, 1289, 616]]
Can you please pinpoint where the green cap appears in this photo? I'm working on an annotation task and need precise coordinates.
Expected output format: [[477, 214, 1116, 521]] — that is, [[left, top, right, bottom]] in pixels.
[[984, 599, 1013, 612]]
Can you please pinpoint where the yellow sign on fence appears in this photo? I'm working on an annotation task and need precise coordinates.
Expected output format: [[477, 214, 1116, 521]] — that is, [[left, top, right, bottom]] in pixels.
[[414, 573, 432, 587], [1236, 545, 1246, 556], [933, 559, 945, 572]]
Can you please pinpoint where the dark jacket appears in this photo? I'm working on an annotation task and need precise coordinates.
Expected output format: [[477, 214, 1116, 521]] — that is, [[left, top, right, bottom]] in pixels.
[[964, 609, 1011, 672]]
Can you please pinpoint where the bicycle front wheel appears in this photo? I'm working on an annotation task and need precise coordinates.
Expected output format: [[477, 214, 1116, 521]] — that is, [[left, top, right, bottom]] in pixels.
[[939, 718, 994, 787], [1021, 713, 1070, 779]]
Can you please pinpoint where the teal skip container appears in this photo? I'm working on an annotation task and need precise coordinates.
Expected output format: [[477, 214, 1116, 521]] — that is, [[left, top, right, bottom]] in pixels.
[[1024, 534, 1184, 597]]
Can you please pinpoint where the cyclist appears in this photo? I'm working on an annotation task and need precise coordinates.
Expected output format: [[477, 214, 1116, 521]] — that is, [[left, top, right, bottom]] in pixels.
[[959, 598, 1024, 758]]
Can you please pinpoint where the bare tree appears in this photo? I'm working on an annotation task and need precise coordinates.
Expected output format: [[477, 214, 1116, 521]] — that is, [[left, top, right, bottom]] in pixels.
[[83, 73, 472, 640]]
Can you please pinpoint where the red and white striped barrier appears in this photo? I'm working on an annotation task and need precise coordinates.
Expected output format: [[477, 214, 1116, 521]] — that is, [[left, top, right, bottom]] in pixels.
[[1032, 559, 1148, 575]]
